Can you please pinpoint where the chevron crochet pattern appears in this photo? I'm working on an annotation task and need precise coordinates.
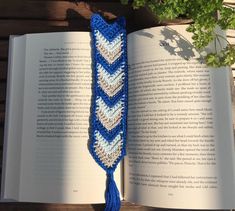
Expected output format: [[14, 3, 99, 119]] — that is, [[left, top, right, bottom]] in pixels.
[[90, 14, 128, 211]]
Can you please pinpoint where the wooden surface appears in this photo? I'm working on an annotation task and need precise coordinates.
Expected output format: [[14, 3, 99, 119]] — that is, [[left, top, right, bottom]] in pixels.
[[0, 0, 233, 211]]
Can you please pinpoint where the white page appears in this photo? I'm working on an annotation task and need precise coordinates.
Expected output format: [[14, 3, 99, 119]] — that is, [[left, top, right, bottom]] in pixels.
[[9, 32, 121, 203], [125, 25, 235, 209]]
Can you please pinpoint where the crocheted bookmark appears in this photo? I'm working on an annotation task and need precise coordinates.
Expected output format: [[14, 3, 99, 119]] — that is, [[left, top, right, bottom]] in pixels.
[[90, 14, 128, 211]]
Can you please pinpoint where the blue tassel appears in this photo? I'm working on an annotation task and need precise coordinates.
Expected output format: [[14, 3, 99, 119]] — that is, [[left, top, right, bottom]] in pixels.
[[104, 172, 121, 211]]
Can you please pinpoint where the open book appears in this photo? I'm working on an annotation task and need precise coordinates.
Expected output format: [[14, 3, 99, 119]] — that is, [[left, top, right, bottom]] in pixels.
[[1, 25, 235, 209]]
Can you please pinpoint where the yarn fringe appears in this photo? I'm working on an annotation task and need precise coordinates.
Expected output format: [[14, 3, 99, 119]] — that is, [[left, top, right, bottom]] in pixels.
[[105, 172, 121, 211]]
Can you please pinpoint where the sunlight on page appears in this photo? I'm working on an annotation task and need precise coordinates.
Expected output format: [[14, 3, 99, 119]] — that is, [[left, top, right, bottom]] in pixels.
[[125, 25, 235, 209]]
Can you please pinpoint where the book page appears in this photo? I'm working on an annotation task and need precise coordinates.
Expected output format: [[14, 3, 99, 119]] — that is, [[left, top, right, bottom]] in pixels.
[[125, 25, 235, 209], [5, 32, 121, 203]]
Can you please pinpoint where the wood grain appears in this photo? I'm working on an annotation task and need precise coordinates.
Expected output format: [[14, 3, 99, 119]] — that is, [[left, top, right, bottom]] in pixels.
[[0, 62, 7, 81], [0, 41, 8, 60], [0, 20, 88, 38], [0, 83, 6, 103], [0, 111, 4, 126], [0, 0, 132, 21], [0, 0, 136, 38], [0, 16, 137, 39]]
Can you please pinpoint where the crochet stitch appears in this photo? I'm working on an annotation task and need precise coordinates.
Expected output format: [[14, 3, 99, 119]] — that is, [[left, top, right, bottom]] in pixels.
[[90, 14, 128, 211]]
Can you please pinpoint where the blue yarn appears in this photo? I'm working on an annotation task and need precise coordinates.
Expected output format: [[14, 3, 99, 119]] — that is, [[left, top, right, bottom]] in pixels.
[[96, 91, 125, 107], [105, 172, 121, 211], [90, 13, 128, 211], [96, 87, 124, 105], [96, 55, 126, 74], [93, 124, 123, 143]]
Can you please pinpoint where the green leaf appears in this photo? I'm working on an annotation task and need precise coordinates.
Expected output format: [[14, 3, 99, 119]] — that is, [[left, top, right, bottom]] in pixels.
[[121, 0, 235, 67], [206, 53, 220, 67]]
